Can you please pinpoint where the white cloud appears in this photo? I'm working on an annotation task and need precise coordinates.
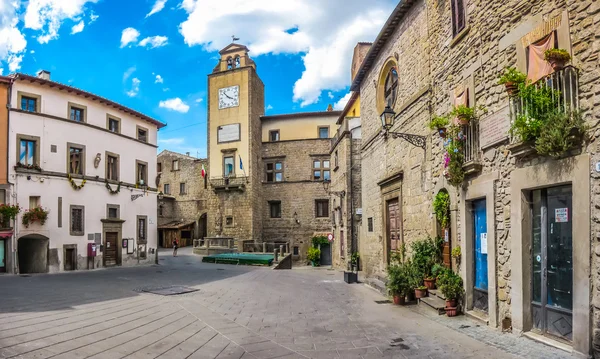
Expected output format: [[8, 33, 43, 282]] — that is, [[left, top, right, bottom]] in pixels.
[[126, 77, 140, 97], [71, 20, 84, 34], [0, 1, 27, 72], [120, 27, 140, 48], [24, 0, 98, 44], [138, 35, 168, 48], [159, 98, 189, 113], [195, 98, 203, 103], [334, 92, 352, 110], [162, 88, 170, 92], [328, 92, 334, 99], [158, 137, 185, 145], [30, 50, 35, 54], [146, 0, 167, 18], [123, 66, 136, 82], [266, 104, 273, 110], [178, 0, 392, 106], [90, 11, 99, 22], [155, 74, 163, 83]]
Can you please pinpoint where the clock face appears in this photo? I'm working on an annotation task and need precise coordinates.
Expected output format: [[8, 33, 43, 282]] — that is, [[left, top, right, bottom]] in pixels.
[[218, 86, 240, 109]]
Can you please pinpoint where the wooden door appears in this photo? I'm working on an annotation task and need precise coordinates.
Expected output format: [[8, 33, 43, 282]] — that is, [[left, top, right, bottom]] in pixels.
[[104, 232, 118, 266], [387, 199, 401, 262], [64, 248, 75, 271]]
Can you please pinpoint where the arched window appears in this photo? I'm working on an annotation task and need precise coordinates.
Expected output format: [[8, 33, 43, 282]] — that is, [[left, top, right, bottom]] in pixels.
[[227, 57, 233, 70], [235, 56, 241, 68], [384, 66, 398, 107]]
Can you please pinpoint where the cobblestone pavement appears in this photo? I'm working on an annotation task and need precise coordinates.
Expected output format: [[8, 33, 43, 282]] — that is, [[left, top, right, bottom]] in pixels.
[[0, 248, 576, 359]]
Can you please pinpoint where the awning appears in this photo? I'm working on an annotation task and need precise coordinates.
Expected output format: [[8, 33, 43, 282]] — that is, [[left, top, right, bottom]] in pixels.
[[158, 221, 195, 230], [0, 229, 14, 238]]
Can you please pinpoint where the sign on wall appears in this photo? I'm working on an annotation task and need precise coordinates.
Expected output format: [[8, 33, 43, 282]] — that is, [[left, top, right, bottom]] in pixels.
[[218, 124, 241, 143], [479, 106, 511, 150]]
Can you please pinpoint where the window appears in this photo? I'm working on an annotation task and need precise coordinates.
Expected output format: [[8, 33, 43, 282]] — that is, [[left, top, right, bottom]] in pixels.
[[158, 205, 163, 217], [293, 246, 299, 256], [224, 156, 234, 177], [312, 159, 330, 181], [235, 56, 241, 68], [173, 160, 179, 171], [106, 152, 119, 181], [179, 182, 186, 195], [315, 199, 329, 218], [225, 216, 234, 226], [136, 160, 148, 185], [318, 126, 329, 139], [137, 126, 148, 142], [164, 183, 171, 195], [19, 139, 36, 166], [21, 96, 37, 112], [269, 130, 280, 142], [270, 201, 282, 218], [137, 216, 147, 244], [69, 104, 85, 122], [334, 150, 338, 168], [108, 118, 120, 133], [368, 217, 374, 232], [157, 162, 162, 172], [70, 205, 84, 236], [384, 66, 398, 107], [29, 196, 40, 209], [0, 189, 5, 205], [451, 0, 466, 36], [265, 161, 283, 183], [108, 207, 118, 219], [68, 144, 85, 175], [107, 204, 119, 219]]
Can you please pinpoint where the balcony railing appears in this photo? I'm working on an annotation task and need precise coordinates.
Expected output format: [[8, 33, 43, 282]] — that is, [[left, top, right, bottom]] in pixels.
[[210, 176, 247, 191], [510, 66, 579, 143], [463, 120, 479, 163]]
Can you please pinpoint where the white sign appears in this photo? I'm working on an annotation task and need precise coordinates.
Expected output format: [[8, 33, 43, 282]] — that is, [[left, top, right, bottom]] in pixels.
[[327, 233, 334, 242], [555, 208, 569, 223], [480, 233, 488, 254], [217, 123, 241, 143], [356, 208, 363, 215], [479, 106, 510, 149], [595, 162, 600, 173], [444, 229, 449, 243]]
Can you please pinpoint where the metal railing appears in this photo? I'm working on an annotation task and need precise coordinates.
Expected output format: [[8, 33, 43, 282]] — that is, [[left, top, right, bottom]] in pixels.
[[510, 66, 579, 142], [463, 120, 479, 163], [210, 176, 248, 189]]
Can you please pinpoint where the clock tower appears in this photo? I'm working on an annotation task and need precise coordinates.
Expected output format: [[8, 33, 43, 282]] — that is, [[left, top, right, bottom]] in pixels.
[[206, 43, 265, 243]]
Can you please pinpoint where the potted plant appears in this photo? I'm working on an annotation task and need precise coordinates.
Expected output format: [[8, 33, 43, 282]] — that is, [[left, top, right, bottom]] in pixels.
[[0, 204, 21, 228], [498, 67, 527, 96], [544, 48, 571, 71], [451, 105, 475, 125], [415, 285, 428, 299], [438, 271, 464, 316], [387, 263, 412, 305], [411, 237, 443, 289], [307, 247, 321, 267], [350, 252, 360, 271], [534, 110, 587, 159], [22, 206, 49, 228], [429, 116, 449, 138]]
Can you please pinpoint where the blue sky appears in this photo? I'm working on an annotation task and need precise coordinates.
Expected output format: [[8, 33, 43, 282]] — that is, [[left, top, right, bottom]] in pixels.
[[0, 0, 396, 158]]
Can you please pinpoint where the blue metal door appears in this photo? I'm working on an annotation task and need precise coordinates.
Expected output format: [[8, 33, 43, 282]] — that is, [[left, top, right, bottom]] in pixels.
[[473, 199, 488, 311]]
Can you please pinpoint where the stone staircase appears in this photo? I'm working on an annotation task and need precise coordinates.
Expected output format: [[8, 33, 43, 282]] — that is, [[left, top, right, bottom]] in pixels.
[[419, 288, 447, 315]]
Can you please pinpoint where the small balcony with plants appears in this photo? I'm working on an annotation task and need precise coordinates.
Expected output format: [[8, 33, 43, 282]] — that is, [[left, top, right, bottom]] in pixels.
[[499, 49, 584, 159]]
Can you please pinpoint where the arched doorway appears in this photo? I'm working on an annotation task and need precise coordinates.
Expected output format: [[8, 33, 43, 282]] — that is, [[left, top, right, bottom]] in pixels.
[[433, 189, 451, 268], [18, 234, 49, 274]]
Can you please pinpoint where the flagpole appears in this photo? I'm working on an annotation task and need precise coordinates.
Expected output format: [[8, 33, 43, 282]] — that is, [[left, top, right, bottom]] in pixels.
[[239, 155, 248, 183]]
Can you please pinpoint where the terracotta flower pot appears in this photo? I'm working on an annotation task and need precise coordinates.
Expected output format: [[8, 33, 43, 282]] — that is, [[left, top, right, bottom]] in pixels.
[[414, 288, 428, 299], [445, 306, 458, 317], [548, 59, 566, 71], [393, 294, 406, 306], [424, 278, 436, 290], [456, 115, 469, 125], [504, 82, 519, 96], [446, 299, 457, 308], [438, 127, 447, 138]]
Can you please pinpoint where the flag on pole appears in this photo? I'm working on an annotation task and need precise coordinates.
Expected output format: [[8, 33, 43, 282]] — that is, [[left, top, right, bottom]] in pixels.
[[239, 155, 244, 170], [201, 164, 206, 178]]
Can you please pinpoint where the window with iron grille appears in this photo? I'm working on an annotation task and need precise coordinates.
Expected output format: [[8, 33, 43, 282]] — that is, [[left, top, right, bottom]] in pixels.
[[70, 205, 84, 236], [266, 161, 283, 182], [451, 0, 466, 37], [312, 159, 330, 181], [315, 199, 329, 218]]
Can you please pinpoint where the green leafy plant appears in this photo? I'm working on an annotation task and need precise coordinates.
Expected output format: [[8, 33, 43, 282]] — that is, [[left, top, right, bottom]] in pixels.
[[429, 116, 449, 131], [307, 247, 321, 264], [387, 261, 414, 297], [433, 191, 450, 229], [450, 105, 476, 124], [498, 67, 527, 86], [351, 252, 360, 266], [22, 206, 49, 228], [0, 204, 21, 227], [509, 113, 545, 143], [432, 263, 450, 280], [411, 237, 443, 279], [438, 270, 464, 300], [451, 246, 461, 259], [535, 110, 587, 158], [544, 48, 571, 63], [311, 235, 329, 248]]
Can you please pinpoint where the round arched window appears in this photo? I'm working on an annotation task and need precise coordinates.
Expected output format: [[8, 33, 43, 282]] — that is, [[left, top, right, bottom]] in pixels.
[[384, 66, 398, 107]]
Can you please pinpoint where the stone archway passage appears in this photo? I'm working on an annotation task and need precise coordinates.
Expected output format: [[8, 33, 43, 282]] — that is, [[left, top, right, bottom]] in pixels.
[[18, 234, 49, 274]]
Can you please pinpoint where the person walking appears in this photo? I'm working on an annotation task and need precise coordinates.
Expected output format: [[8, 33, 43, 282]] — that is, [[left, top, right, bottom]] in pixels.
[[173, 238, 178, 257]]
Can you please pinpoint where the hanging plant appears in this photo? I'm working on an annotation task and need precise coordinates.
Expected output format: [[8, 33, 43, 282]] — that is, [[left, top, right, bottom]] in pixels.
[[442, 125, 465, 186], [22, 206, 49, 228], [433, 191, 450, 229], [0, 204, 21, 228], [67, 174, 86, 190], [105, 180, 122, 195]]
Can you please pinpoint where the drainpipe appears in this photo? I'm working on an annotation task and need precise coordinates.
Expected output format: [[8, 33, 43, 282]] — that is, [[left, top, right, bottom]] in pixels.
[[6, 78, 16, 274], [349, 129, 355, 257]]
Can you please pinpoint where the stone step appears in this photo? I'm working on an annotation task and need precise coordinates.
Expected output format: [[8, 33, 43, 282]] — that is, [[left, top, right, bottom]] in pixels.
[[429, 289, 446, 300], [419, 295, 447, 315]]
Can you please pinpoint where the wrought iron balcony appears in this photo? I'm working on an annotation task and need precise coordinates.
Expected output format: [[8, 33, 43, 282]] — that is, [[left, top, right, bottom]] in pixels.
[[210, 176, 247, 191], [462, 120, 481, 174]]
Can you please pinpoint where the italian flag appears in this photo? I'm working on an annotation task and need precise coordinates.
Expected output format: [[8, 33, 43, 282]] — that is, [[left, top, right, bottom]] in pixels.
[[201, 164, 206, 178]]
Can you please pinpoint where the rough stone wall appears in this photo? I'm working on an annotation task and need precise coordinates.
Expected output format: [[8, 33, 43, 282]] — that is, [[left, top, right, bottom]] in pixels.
[[261, 139, 331, 260], [359, 0, 434, 280], [157, 151, 211, 233], [249, 71, 265, 242], [331, 134, 350, 269]]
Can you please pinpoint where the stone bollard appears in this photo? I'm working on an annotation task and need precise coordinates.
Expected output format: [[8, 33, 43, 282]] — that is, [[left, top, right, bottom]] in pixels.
[[206, 240, 210, 255], [274, 248, 279, 262], [280, 245, 284, 256], [263, 242, 267, 253], [286, 243, 290, 254]]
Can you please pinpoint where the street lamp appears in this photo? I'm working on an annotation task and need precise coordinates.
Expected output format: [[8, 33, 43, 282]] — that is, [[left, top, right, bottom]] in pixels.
[[379, 106, 427, 149], [323, 179, 345, 197]]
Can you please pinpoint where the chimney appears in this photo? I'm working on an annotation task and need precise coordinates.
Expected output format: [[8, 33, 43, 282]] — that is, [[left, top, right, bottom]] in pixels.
[[327, 104, 333, 112], [37, 70, 51, 80]]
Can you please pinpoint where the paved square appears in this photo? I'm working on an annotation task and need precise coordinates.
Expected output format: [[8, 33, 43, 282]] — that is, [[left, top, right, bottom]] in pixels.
[[0, 248, 575, 358]]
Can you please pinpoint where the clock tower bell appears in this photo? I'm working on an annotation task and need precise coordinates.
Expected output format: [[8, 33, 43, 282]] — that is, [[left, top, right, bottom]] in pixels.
[[206, 43, 265, 243]]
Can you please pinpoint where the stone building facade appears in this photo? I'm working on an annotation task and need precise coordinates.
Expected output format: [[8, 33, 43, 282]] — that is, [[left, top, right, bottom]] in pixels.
[[352, 0, 600, 357], [156, 150, 211, 247]]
